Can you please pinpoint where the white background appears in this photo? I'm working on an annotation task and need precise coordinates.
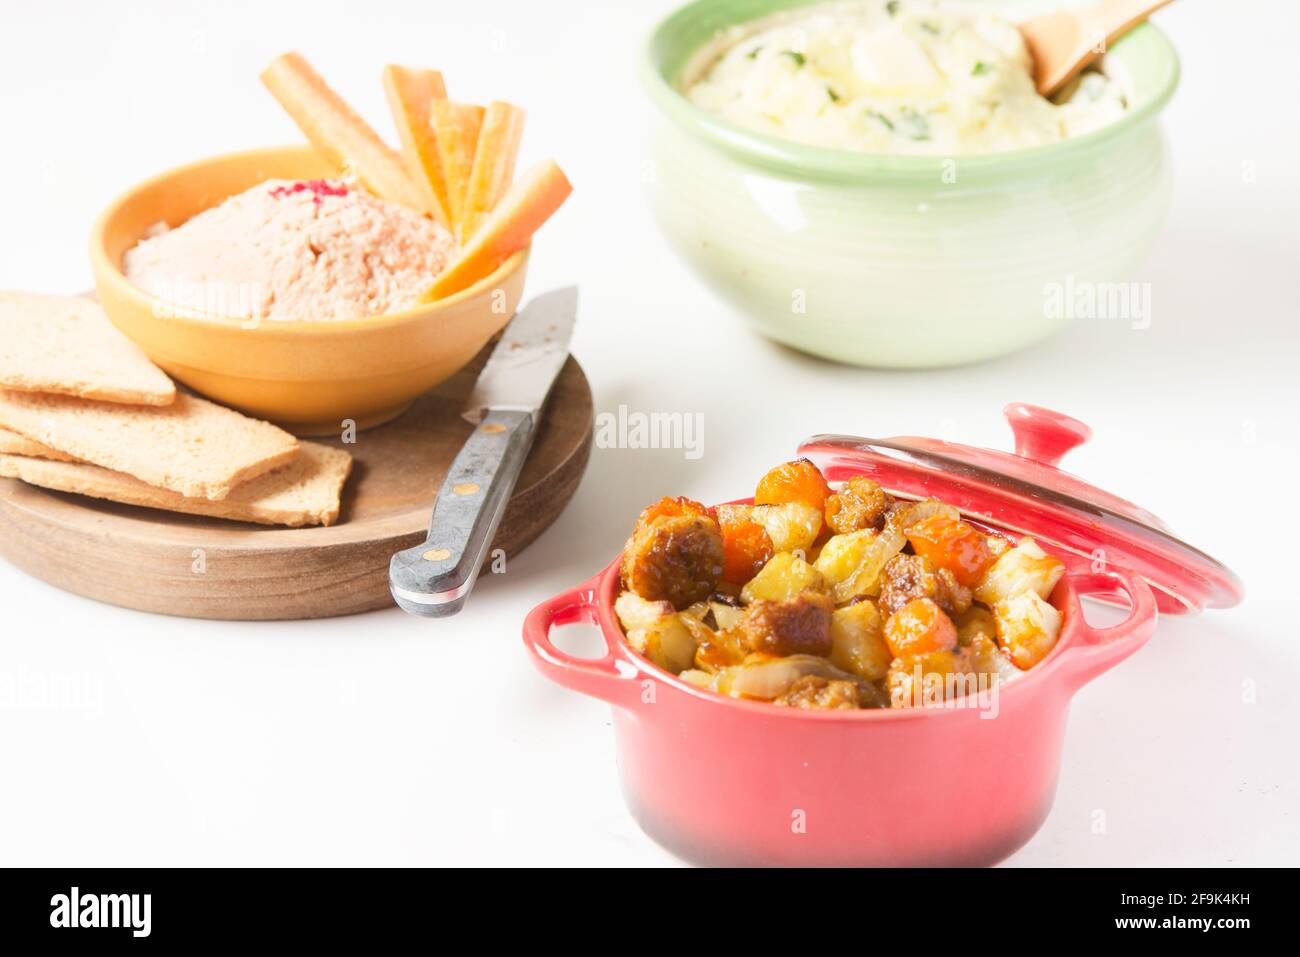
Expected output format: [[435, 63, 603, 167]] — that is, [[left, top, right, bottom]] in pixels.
[[0, 0, 1296, 867]]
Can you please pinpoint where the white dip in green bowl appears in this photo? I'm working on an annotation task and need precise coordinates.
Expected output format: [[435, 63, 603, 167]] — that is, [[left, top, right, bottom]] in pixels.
[[685, 1, 1128, 154], [643, 0, 1179, 367]]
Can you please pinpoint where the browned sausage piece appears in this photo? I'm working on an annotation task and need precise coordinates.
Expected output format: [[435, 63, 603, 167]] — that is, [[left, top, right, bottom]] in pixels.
[[774, 674, 864, 710], [878, 553, 973, 618], [621, 514, 724, 609], [732, 592, 834, 658], [824, 477, 893, 534]]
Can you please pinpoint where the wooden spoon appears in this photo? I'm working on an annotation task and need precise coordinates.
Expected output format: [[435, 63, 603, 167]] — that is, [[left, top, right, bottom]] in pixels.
[[1020, 0, 1176, 97]]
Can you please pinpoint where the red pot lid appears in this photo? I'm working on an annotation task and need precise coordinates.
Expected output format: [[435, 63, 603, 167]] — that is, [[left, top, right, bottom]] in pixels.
[[799, 403, 1243, 616]]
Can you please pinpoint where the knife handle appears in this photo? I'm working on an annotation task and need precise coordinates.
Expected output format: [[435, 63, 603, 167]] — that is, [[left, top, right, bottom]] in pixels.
[[388, 409, 535, 617]]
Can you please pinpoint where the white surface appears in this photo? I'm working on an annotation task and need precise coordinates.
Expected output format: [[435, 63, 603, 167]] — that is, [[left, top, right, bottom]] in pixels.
[[0, 0, 1296, 867]]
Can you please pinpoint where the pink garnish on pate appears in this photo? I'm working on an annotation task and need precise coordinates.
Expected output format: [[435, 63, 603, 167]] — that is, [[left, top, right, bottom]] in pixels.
[[268, 179, 349, 204]]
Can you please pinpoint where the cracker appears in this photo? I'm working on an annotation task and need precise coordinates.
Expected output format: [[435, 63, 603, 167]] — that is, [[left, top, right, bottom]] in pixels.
[[0, 442, 351, 527], [0, 427, 74, 462], [0, 291, 175, 405], [0, 390, 299, 501]]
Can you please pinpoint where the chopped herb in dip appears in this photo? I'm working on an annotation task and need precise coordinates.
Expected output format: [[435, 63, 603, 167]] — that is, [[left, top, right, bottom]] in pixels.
[[781, 49, 806, 66], [899, 107, 931, 141]]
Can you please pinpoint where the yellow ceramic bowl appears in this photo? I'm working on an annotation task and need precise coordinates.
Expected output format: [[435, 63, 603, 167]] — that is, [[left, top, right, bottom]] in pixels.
[[90, 145, 529, 435]]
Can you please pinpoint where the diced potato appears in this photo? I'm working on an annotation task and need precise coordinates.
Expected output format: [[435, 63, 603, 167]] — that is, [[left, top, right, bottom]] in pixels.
[[986, 534, 1013, 560], [622, 628, 650, 655], [953, 605, 996, 648], [713, 653, 856, 701], [993, 591, 1063, 670], [678, 669, 715, 689], [641, 614, 700, 674], [973, 537, 1066, 606], [815, 527, 906, 602], [614, 591, 675, 633], [708, 597, 744, 631], [887, 651, 957, 709], [816, 530, 873, 598], [740, 552, 826, 604], [614, 592, 700, 673], [829, 601, 892, 681], [717, 502, 822, 556]]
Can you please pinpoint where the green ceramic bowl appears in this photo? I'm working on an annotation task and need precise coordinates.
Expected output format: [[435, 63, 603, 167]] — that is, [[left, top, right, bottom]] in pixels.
[[642, 0, 1180, 367]]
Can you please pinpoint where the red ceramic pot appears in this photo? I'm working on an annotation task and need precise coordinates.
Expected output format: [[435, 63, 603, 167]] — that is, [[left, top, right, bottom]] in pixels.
[[524, 405, 1241, 866], [526, 541, 1154, 866]]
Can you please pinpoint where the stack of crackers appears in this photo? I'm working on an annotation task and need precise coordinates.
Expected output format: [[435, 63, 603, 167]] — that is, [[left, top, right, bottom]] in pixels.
[[0, 292, 352, 527]]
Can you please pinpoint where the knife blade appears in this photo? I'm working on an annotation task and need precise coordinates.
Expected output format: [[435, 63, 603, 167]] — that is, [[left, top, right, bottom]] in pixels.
[[461, 285, 578, 425], [388, 287, 579, 618]]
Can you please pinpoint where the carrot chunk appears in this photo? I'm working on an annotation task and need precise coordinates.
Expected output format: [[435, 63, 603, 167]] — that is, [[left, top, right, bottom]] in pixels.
[[905, 514, 997, 587], [883, 597, 959, 658], [754, 459, 831, 512]]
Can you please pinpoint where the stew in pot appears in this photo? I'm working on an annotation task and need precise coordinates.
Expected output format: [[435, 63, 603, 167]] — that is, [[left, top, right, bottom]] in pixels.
[[615, 459, 1067, 710]]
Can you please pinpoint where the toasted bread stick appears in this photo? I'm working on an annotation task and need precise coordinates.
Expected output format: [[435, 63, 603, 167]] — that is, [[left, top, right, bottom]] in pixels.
[[421, 159, 572, 301], [261, 52, 424, 210], [382, 64, 452, 226], [461, 101, 526, 241], [431, 100, 485, 230]]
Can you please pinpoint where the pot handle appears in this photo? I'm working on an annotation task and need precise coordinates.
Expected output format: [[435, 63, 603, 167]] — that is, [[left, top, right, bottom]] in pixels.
[[1060, 568, 1159, 691], [523, 577, 640, 706]]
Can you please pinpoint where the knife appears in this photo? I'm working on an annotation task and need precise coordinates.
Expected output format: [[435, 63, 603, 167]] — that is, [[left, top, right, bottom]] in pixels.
[[388, 287, 578, 618]]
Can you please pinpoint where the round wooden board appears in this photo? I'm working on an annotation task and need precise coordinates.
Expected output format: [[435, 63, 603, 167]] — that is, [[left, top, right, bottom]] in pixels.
[[0, 353, 593, 620]]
